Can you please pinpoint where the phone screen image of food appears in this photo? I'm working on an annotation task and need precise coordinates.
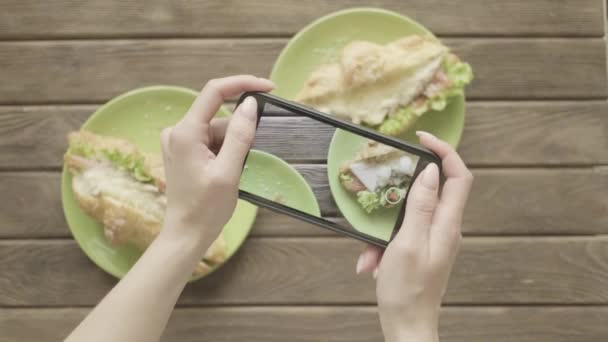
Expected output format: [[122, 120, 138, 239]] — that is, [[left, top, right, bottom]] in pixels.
[[239, 102, 422, 243]]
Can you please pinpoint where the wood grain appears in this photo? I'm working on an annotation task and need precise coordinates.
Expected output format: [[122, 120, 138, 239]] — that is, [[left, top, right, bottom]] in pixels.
[[0, 173, 66, 238], [0, 0, 603, 39], [0, 39, 605, 104], [460, 101, 608, 165], [2, 307, 608, 342], [254, 102, 608, 164], [1, 237, 608, 306], [253, 209, 338, 236], [0, 106, 91, 168], [1, 168, 606, 238], [2, 102, 607, 168]]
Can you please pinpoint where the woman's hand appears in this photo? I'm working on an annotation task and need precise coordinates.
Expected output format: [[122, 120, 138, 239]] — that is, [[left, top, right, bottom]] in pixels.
[[356, 132, 474, 342], [66, 75, 274, 342], [160, 75, 274, 251]]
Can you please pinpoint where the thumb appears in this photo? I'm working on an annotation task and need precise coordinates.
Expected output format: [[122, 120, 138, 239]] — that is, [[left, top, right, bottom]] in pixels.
[[392, 163, 439, 248], [215, 96, 258, 181]]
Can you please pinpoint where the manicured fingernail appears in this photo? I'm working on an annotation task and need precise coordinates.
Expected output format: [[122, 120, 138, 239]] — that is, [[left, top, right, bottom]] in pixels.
[[416, 131, 435, 141], [373, 267, 379, 279], [356, 253, 366, 274], [258, 77, 275, 88], [420, 163, 439, 190], [240, 96, 257, 121]]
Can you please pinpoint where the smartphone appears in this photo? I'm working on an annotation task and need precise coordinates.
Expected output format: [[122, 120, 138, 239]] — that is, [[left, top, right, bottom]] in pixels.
[[236, 92, 441, 247]]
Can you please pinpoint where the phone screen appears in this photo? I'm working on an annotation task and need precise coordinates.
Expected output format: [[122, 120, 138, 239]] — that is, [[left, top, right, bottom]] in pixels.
[[238, 96, 431, 246]]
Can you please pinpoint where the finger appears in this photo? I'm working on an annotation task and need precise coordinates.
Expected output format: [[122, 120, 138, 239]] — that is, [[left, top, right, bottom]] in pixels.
[[209, 117, 230, 153], [160, 127, 171, 166], [356, 244, 383, 274], [416, 131, 474, 218], [214, 96, 258, 181], [184, 75, 274, 127], [392, 162, 440, 249], [416, 131, 472, 256]]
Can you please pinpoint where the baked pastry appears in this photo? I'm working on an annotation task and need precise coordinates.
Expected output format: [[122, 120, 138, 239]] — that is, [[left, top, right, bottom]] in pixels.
[[296, 35, 473, 136]]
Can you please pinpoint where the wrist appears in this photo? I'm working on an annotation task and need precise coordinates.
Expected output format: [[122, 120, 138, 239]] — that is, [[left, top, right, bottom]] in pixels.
[[380, 310, 439, 342], [162, 212, 218, 251], [382, 323, 438, 342], [158, 221, 215, 261]]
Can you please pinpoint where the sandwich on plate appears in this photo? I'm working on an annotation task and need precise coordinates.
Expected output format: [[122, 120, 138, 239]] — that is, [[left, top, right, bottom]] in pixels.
[[296, 35, 473, 136], [64, 130, 226, 276], [339, 140, 419, 214]]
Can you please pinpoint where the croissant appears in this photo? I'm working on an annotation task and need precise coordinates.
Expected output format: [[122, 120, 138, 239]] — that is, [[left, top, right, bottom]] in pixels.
[[65, 130, 227, 277], [296, 35, 473, 136]]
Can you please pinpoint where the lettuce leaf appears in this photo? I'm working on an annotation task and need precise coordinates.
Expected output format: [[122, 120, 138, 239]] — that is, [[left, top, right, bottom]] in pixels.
[[67, 142, 96, 159], [356, 191, 382, 214], [102, 149, 153, 182], [377, 55, 473, 136], [378, 107, 417, 136], [445, 58, 474, 89], [339, 173, 353, 182], [66, 139, 153, 183]]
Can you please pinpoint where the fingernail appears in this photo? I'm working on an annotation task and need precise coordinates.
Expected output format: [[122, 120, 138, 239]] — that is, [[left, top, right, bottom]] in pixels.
[[240, 96, 257, 121], [416, 131, 435, 141], [420, 163, 439, 190], [373, 267, 379, 279], [257, 77, 275, 88], [356, 253, 366, 274]]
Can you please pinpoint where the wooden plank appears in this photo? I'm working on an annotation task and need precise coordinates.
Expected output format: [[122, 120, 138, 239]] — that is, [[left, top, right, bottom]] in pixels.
[[0, 173, 67, 238], [460, 101, 608, 165], [2, 307, 607, 342], [464, 168, 608, 235], [446, 38, 607, 99], [1, 168, 605, 238], [1, 237, 608, 306], [0, 39, 605, 104], [0, 0, 603, 39], [253, 209, 337, 236], [2, 102, 607, 168], [254, 102, 608, 164], [0, 105, 91, 168]]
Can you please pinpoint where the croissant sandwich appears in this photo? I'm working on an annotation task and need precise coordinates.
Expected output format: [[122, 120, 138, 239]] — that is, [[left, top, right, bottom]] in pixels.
[[339, 140, 418, 214], [296, 35, 473, 136], [64, 130, 227, 276]]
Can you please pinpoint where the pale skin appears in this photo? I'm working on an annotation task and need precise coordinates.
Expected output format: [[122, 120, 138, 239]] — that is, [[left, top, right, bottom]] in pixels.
[[65, 75, 473, 342]]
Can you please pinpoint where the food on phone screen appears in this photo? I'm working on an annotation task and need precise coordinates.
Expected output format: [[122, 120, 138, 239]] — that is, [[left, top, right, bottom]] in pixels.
[[339, 140, 418, 214], [295, 35, 473, 136], [64, 130, 227, 276]]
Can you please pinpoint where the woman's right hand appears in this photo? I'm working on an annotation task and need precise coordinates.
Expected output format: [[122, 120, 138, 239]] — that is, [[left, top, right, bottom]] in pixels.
[[356, 132, 474, 342]]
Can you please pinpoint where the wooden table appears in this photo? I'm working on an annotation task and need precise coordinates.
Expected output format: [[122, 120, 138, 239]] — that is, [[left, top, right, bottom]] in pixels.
[[1, 1, 608, 341]]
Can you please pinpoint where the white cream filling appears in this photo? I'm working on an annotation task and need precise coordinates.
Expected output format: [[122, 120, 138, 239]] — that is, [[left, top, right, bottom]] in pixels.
[[73, 165, 166, 221], [350, 155, 417, 192]]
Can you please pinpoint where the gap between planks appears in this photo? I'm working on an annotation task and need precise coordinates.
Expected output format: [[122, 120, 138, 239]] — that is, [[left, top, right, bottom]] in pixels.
[[0, 36, 606, 43], [2, 304, 608, 309]]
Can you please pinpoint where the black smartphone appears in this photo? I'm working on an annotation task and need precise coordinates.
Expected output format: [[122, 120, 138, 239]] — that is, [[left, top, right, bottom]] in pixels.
[[236, 92, 441, 247]]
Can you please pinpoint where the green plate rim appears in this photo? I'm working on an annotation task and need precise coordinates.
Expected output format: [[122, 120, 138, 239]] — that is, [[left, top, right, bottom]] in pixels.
[[244, 149, 322, 217], [270, 7, 435, 79]]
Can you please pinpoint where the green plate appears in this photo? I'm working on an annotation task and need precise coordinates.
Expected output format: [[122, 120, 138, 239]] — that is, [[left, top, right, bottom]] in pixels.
[[271, 8, 466, 239], [61, 85, 258, 281], [241, 150, 321, 217]]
